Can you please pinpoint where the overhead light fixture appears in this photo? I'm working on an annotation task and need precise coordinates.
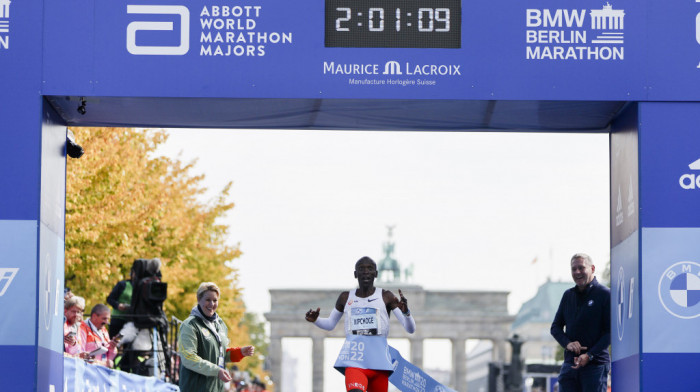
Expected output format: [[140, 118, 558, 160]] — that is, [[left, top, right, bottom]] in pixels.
[[77, 97, 87, 115]]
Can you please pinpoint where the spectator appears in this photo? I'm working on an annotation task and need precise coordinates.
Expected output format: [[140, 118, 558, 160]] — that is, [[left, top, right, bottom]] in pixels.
[[64, 295, 85, 356], [106, 267, 135, 338], [64, 287, 74, 301], [251, 379, 267, 392], [80, 303, 119, 368], [551, 253, 610, 392], [178, 282, 255, 392]]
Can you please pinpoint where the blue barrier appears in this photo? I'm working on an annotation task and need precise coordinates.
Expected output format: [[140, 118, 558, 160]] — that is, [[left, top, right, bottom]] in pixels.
[[64, 356, 179, 392]]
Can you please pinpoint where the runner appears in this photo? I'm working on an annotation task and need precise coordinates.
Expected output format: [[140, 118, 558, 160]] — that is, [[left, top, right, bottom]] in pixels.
[[305, 256, 416, 392]]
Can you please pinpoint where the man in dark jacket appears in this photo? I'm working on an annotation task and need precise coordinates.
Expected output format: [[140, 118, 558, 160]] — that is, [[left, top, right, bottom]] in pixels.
[[551, 253, 610, 392]]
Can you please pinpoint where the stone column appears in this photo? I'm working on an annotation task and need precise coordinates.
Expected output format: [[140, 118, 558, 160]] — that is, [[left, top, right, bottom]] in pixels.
[[312, 336, 325, 392], [409, 337, 424, 369], [451, 337, 466, 392], [269, 337, 283, 392], [493, 339, 507, 362]]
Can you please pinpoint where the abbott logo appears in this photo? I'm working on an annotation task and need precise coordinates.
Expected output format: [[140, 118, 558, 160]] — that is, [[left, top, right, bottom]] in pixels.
[[383, 61, 402, 75], [126, 5, 190, 55], [679, 158, 700, 189], [0, 268, 18, 296]]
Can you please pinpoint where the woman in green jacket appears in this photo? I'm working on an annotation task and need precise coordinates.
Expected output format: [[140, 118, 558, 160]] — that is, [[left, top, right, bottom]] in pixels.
[[178, 282, 255, 392]]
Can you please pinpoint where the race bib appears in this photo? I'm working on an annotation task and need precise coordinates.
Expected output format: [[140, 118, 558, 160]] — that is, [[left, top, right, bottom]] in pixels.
[[350, 307, 379, 335]]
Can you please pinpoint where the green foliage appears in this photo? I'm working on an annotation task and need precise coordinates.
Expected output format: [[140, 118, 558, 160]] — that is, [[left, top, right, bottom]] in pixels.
[[240, 312, 269, 371], [555, 344, 564, 362], [65, 127, 259, 371]]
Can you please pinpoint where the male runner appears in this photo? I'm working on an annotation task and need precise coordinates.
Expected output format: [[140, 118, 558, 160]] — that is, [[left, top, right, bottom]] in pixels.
[[305, 256, 416, 392]]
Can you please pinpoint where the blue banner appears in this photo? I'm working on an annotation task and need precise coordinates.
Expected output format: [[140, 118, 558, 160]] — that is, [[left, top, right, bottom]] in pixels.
[[639, 103, 700, 228], [388, 346, 455, 392], [0, 220, 38, 347], [34, 0, 700, 102], [0, 346, 37, 386], [641, 228, 700, 353], [64, 356, 180, 392], [38, 0, 656, 101]]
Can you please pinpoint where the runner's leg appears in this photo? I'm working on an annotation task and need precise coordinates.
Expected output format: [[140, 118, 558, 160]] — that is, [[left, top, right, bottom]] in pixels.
[[366, 369, 390, 392], [345, 367, 369, 392]]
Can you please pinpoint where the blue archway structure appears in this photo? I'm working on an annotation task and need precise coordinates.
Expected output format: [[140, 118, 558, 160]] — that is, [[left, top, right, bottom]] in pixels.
[[1, 0, 700, 390]]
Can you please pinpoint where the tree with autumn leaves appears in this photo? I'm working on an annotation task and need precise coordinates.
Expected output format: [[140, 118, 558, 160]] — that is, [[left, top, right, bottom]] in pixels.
[[65, 127, 265, 377]]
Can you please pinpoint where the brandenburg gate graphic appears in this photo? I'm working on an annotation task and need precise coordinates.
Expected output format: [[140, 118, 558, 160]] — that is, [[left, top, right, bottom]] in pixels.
[[590, 2, 625, 30]]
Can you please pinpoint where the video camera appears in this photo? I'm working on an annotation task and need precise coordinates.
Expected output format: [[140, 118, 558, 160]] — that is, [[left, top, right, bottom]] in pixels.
[[130, 258, 167, 329]]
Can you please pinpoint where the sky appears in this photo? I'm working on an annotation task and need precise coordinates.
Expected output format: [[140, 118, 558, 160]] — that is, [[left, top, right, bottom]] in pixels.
[[155, 128, 611, 390]]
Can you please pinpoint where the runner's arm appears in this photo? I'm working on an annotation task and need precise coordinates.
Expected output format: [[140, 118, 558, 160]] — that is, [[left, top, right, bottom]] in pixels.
[[307, 292, 347, 330], [314, 308, 343, 331], [392, 307, 416, 333]]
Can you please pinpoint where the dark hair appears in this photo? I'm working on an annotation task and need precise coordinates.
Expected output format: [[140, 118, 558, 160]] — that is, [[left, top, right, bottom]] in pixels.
[[90, 303, 110, 316], [355, 256, 376, 269]]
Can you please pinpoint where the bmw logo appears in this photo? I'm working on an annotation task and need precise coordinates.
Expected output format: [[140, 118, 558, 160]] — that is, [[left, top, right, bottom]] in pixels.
[[616, 267, 625, 340], [658, 261, 700, 319]]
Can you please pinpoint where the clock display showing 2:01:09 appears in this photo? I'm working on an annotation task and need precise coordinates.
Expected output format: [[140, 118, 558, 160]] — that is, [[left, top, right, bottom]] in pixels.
[[325, 0, 461, 48]]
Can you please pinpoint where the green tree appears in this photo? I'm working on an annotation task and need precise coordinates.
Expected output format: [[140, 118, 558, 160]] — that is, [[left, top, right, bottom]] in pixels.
[[65, 127, 259, 374], [555, 344, 564, 362], [240, 312, 269, 370]]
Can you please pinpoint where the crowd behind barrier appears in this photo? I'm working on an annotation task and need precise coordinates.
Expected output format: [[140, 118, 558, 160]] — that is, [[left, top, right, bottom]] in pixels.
[[65, 259, 268, 391], [65, 301, 266, 390], [64, 307, 181, 379]]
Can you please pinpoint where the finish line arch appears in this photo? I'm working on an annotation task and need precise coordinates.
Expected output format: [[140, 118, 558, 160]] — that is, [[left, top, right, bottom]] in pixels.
[[1, 0, 700, 391]]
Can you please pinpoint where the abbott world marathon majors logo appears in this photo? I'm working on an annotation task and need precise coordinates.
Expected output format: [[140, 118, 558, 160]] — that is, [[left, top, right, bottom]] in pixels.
[[658, 262, 700, 319], [323, 60, 462, 87], [126, 4, 292, 57], [525, 2, 625, 60]]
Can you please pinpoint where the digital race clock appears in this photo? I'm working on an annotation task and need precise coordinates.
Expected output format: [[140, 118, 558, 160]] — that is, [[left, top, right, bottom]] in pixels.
[[325, 0, 461, 48]]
